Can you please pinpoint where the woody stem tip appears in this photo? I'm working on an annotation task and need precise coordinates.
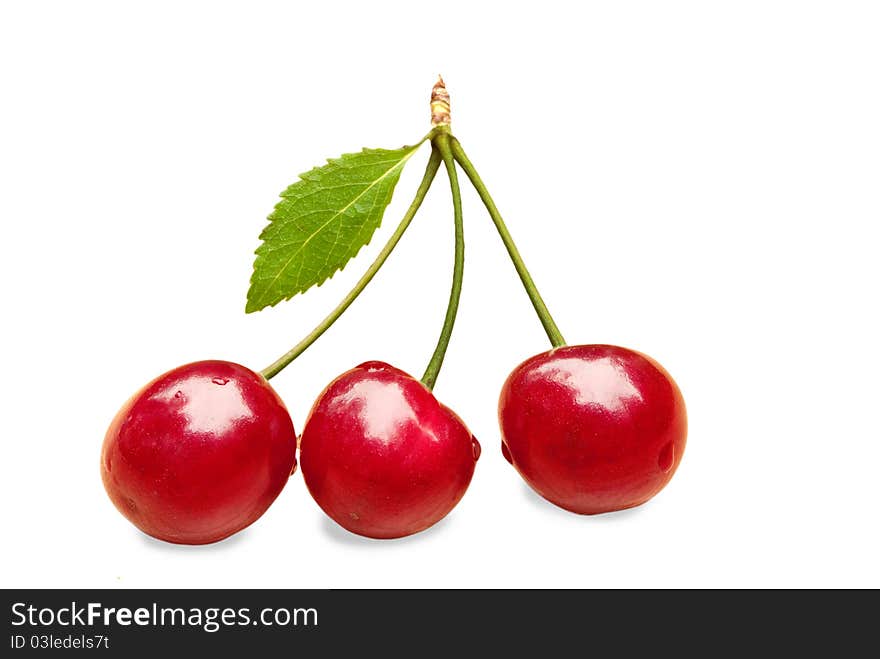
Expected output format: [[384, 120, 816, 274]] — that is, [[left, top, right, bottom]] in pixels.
[[431, 75, 451, 127]]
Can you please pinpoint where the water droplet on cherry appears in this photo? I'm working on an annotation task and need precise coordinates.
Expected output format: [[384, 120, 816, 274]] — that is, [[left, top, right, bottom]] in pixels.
[[472, 437, 481, 461]]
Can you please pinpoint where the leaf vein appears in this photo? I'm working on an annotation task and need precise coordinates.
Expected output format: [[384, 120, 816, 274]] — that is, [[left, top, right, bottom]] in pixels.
[[248, 146, 417, 309]]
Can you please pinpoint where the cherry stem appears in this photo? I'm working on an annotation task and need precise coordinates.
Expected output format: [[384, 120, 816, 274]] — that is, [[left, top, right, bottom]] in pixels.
[[449, 138, 566, 348], [261, 147, 443, 381], [421, 129, 464, 390]]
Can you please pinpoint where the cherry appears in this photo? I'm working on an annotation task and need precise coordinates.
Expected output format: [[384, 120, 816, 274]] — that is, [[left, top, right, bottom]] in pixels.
[[101, 360, 297, 544], [499, 345, 687, 515], [300, 361, 480, 539]]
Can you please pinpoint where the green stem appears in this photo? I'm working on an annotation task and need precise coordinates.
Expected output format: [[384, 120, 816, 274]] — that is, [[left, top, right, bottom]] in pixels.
[[450, 138, 566, 348], [261, 148, 443, 380], [421, 131, 464, 390]]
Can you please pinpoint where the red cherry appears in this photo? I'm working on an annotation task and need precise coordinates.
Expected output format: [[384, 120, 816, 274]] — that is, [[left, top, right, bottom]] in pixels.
[[300, 361, 480, 539], [101, 360, 297, 544], [499, 345, 687, 515]]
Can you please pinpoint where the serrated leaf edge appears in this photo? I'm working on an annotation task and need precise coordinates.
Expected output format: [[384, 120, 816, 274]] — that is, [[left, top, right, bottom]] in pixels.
[[245, 143, 422, 313]]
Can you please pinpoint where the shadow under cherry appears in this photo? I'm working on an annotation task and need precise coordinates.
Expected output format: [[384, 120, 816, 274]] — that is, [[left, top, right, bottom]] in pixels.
[[319, 513, 451, 547], [520, 482, 648, 522]]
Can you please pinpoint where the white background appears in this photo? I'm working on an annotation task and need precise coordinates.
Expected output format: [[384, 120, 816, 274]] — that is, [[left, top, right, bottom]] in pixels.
[[1, 1, 878, 588]]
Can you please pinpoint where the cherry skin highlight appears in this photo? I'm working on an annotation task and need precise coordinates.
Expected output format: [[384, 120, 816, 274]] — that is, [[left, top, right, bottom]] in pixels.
[[300, 361, 480, 539], [101, 360, 297, 545], [499, 345, 686, 515]]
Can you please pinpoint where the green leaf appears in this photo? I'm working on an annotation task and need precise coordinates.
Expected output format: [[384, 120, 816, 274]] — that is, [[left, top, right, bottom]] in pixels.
[[246, 143, 422, 313]]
